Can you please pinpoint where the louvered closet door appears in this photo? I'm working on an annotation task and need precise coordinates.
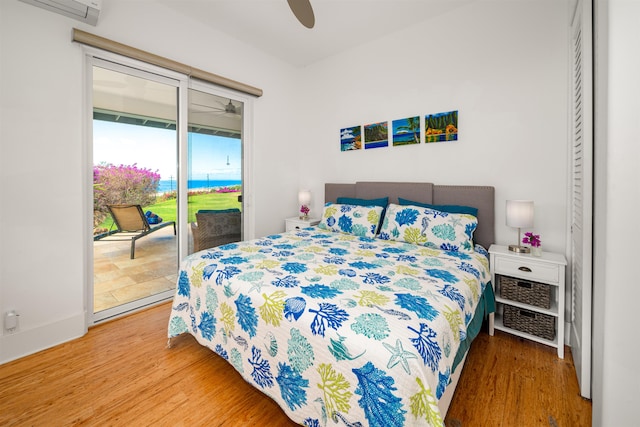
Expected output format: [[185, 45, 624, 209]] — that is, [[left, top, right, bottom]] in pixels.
[[570, 0, 593, 400]]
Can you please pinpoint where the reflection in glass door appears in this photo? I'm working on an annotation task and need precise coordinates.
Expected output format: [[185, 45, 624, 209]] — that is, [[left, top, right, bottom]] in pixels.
[[187, 89, 243, 255], [92, 62, 179, 321]]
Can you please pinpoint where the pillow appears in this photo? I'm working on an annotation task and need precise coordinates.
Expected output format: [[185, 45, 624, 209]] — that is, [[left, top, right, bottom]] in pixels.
[[318, 203, 384, 238], [337, 197, 389, 233], [378, 203, 478, 252], [336, 196, 388, 208], [397, 197, 478, 217]]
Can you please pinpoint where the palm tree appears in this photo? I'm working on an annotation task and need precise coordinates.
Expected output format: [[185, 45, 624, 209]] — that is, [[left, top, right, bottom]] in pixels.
[[396, 117, 420, 143]]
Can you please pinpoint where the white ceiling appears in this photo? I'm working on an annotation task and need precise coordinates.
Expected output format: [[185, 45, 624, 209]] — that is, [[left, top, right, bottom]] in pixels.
[[159, 0, 474, 67]]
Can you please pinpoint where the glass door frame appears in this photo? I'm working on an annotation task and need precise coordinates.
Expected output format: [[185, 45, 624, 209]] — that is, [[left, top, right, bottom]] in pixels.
[[84, 48, 254, 326], [185, 79, 255, 249], [86, 53, 185, 324]]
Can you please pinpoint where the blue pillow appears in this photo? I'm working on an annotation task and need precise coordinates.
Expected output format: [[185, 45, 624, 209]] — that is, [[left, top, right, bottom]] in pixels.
[[336, 196, 388, 208], [397, 198, 478, 217]]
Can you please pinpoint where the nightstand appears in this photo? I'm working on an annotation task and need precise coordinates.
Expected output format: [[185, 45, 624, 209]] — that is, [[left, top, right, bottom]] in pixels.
[[488, 244, 567, 358], [285, 216, 320, 232]]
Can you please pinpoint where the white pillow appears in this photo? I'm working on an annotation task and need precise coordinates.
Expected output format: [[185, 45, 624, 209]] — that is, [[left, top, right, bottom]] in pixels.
[[378, 203, 477, 252], [317, 203, 384, 238]]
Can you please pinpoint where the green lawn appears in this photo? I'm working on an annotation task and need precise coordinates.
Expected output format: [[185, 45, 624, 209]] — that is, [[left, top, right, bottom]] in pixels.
[[99, 191, 241, 229]]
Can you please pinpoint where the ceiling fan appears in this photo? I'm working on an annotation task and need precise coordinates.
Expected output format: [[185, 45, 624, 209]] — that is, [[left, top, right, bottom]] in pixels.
[[221, 99, 239, 115], [191, 99, 241, 117], [287, 0, 315, 29]]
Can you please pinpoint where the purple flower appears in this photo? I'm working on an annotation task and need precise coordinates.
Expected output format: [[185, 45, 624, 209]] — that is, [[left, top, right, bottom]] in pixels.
[[522, 232, 541, 247], [93, 163, 161, 217]]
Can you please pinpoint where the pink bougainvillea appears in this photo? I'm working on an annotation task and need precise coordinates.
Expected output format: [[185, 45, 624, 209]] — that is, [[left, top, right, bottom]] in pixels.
[[93, 163, 160, 227], [522, 232, 541, 248], [215, 186, 241, 193]]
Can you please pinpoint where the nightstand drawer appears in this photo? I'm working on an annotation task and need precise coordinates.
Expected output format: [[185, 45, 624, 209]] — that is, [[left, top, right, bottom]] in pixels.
[[494, 257, 559, 284], [285, 217, 320, 232]]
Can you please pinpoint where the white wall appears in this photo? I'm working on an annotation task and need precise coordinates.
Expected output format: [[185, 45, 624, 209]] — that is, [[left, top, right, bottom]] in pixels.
[[0, 2, 88, 362], [299, 0, 570, 255], [592, 0, 640, 425], [0, 0, 300, 363]]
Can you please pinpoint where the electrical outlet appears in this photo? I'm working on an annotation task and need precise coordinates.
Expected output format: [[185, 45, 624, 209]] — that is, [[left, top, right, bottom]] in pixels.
[[4, 311, 19, 332]]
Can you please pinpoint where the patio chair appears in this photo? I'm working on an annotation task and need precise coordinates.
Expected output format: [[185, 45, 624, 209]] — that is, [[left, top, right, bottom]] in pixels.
[[94, 204, 176, 259], [191, 209, 241, 252]]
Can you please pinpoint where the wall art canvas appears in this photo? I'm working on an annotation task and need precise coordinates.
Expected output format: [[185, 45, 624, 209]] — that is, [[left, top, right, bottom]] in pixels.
[[392, 116, 421, 146], [364, 121, 389, 149], [425, 110, 458, 143], [340, 126, 362, 151]]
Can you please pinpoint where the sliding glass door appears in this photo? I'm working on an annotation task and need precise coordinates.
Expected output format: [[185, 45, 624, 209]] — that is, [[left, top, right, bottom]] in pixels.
[[91, 60, 180, 321], [187, 89, 243, 255], [87, 53, 251, 323]]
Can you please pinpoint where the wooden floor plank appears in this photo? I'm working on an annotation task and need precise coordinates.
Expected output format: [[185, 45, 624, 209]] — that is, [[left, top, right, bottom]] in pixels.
[[0, 303, 591, 426]]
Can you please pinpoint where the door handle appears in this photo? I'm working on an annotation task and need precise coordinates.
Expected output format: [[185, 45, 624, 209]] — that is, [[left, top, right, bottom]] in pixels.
[[518, 266, 532, 272]]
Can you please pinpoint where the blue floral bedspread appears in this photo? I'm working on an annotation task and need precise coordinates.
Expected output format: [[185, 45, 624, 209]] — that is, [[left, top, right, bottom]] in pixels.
[[168, 227, 491, 427]]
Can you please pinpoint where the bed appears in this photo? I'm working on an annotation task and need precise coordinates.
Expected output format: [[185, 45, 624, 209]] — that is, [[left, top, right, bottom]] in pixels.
[[168, 182, 495, 426]]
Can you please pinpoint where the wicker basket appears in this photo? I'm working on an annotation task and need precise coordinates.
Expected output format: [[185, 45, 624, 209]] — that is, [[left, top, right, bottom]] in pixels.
[[499, 276, 551, 309], [503, 304, 555, 340]]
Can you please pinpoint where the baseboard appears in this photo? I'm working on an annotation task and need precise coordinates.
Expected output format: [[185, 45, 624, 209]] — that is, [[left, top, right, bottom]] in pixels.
[[0, 312, 86, 364]]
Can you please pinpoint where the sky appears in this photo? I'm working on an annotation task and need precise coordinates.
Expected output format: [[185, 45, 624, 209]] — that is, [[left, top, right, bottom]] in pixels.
[[93, 120, 241, 181]]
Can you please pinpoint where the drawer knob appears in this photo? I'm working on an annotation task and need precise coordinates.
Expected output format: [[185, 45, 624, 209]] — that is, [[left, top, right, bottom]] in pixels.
[[518, 266, 532, 272]]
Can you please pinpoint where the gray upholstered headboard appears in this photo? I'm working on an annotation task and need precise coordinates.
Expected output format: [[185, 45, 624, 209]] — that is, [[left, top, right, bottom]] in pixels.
[[325, 181, 495, 249]]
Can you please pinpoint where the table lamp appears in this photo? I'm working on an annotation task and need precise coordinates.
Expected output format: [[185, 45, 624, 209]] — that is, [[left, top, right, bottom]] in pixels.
[[506, 200, 534, 253]]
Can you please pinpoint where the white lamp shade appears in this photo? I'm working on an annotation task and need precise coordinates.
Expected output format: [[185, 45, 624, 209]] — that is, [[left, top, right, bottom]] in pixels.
[[506, 200, 534, 228], [298, 190, 311, 206]]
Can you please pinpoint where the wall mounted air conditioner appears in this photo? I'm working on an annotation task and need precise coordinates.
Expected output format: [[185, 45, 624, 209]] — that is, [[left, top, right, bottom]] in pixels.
[[19, 0, 102, 26]]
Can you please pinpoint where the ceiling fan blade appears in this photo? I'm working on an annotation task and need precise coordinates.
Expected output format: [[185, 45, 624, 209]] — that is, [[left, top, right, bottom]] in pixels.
[[191, 102, 223, 110], [287, 0, 315, 29]]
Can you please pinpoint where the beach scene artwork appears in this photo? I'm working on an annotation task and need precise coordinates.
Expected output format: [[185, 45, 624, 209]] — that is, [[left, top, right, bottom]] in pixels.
[[425, 110, 458, 143], [392, 116, 421, 146], [364, 121, 389, 149], [340, 126, 362, 151]]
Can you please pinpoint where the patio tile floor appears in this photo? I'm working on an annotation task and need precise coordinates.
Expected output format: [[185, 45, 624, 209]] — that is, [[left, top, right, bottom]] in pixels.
[[93, 226, 179, 313]]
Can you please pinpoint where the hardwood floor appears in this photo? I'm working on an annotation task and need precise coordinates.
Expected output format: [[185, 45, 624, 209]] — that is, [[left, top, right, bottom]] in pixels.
[[0, 303, 591, 426], [445, 330, 592, 427]]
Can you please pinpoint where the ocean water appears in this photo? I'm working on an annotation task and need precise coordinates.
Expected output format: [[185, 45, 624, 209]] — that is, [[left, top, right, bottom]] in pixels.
[[158, 179, 241, 193], [393, 132, 419, 144], [364, 140, 389, 149]]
